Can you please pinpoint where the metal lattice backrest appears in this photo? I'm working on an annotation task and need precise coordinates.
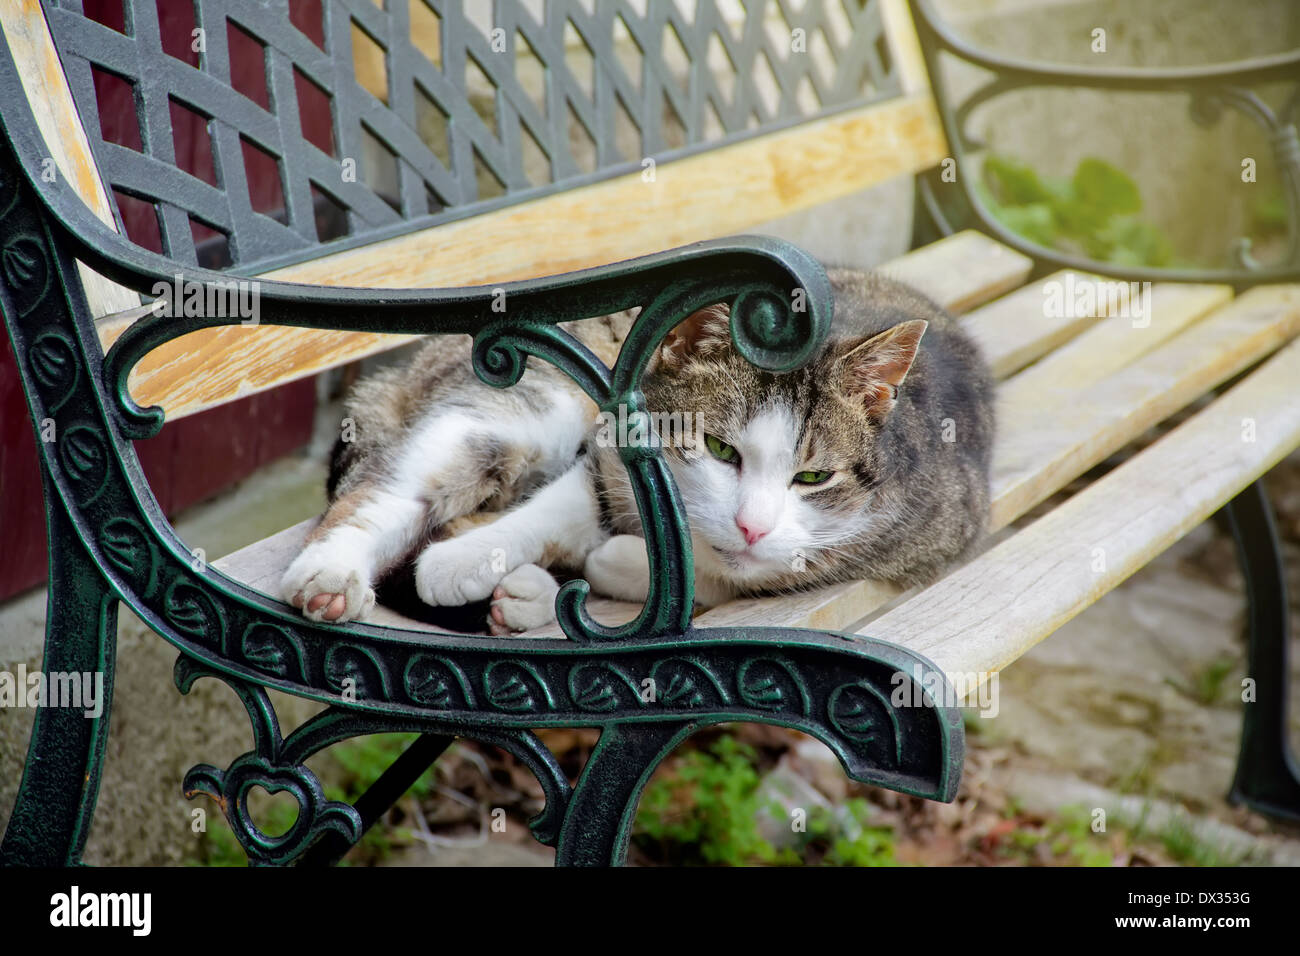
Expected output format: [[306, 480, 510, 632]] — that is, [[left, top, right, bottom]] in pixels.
[[47, 0, 900, 273]]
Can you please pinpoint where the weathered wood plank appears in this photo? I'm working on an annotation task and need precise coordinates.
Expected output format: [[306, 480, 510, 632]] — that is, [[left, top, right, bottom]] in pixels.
[[1, 0, 140, 317], [990, 285, 1300, 528], [96, 93, 950, 419], [863, 333, 1300, 687], [695, 285, 1300, 631], [880, 231, 1031, 315], [962, 271, 1129, 378], [994, 282, 1230, 420]]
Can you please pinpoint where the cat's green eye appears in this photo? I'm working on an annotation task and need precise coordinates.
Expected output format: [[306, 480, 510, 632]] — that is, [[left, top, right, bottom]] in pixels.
[[704, 434, 739, 464], [793, 470, 833, 486]]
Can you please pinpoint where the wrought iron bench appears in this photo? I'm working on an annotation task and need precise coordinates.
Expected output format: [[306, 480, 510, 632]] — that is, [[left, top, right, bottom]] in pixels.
[[1, 0, 1297, 867]]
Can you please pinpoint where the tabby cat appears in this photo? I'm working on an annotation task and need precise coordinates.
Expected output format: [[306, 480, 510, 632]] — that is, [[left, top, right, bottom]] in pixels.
[[281, 269, 995, 634]]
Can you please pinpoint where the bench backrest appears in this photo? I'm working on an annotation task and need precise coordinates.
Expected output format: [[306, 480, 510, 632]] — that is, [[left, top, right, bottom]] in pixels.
[[3, 0, 946, 418]]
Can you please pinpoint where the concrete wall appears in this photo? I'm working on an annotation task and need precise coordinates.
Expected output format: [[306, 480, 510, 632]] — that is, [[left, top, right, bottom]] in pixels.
[[932, 0, 1299, 266]]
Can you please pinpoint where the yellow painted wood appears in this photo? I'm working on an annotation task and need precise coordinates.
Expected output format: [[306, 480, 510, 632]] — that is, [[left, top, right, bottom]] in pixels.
[[863, 333, 1300, 688], [1, 0, 140, 317], [96, 92, 949, 419], [879, 0, 933, 96]]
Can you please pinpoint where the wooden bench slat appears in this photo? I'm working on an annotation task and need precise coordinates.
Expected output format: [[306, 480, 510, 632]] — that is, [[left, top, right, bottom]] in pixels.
[[96, 92, 952, 420], [994, 283, 1230, 418], [964, 271, 1139, 378], [0, 0, 140, 318], [860, 334, 1300, 685], [102, 231, 1030, 425], [695, 284, 1300, 632], [991, 284, 1300, 527], [880, 231, 1032, 315]]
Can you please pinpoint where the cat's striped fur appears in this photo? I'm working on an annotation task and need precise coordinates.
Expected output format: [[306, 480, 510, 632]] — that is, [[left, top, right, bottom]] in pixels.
[[282, 270, 994, 634]]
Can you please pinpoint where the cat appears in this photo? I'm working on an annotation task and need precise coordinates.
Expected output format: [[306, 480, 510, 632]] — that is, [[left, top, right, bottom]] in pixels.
[[281, 268, 995, 635]]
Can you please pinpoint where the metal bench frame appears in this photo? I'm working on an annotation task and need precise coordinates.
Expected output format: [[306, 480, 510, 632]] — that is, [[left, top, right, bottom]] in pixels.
[[1, 0, 1296, 868]]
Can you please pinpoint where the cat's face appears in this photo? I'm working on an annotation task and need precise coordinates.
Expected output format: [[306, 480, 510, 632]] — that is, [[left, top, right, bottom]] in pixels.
[[642, 305, 925, 591]]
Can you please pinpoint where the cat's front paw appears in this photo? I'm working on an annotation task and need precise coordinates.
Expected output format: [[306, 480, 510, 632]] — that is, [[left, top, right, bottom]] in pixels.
[[488, 564, 559, 635], [583, 535, 650, 602], [282, 542, 376, 623], [414, 537, 506, 607]]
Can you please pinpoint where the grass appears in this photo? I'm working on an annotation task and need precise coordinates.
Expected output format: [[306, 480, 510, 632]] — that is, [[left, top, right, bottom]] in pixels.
[[632, 733, 899, 867]]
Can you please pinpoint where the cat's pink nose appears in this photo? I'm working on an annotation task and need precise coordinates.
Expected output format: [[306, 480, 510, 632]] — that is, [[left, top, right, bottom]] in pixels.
[[736, 517, 769, 546]]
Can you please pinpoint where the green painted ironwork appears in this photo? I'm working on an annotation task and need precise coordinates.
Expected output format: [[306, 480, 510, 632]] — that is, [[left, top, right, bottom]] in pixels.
[[0, 34, 963, 866], [45, 0, 901, 274]]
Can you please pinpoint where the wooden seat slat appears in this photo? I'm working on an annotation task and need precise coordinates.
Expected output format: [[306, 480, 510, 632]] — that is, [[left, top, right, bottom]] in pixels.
[[861, 334, 1300, 686], [991, 285, 1300, 528], [694, 284, 1300, 632], [994, 283, 1231, 417], [213, 257, 1299, 645], [961, 271, 1113, 379]]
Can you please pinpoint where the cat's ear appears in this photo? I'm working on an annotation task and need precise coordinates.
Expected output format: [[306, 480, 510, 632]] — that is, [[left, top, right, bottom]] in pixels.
[[649, 303, 732, 372], [836, 319, 927, 419]]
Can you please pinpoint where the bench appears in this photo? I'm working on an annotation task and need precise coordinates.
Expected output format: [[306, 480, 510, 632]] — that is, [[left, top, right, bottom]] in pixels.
[[2, 0, 1297, 867]]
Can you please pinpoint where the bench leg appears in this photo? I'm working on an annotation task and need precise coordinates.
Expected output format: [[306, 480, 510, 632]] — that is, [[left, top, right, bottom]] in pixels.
[[1224, 478, 1300, 822], [1, 503, 118, 866], [555, 721, 698, 867]]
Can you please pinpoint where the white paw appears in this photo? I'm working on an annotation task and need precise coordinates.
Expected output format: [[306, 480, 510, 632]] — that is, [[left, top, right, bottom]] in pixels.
[[488, 564, 560, 635], [583, 535, 650, 602], [415, 537, 508, 607], [281, 542, 375, 624]]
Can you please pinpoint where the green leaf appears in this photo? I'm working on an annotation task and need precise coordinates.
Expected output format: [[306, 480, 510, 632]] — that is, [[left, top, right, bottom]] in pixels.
[[989, 201, 1058, 248], [1097, 217, 1174, 267], [982, 154, 1055, 206], [1071, 157, 1141, 218]]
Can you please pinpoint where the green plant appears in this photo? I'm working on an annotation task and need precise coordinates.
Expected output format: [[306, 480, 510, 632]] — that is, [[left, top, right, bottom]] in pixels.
[[633, 734, 792, 865], [990, 804, 1113, 866], [632, 734, 898, 867], [1157, 813, 1246, 867], [978, 154, 1174, 268], [810, 798, 899, 867], [1191, 654, 1238, 706]]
